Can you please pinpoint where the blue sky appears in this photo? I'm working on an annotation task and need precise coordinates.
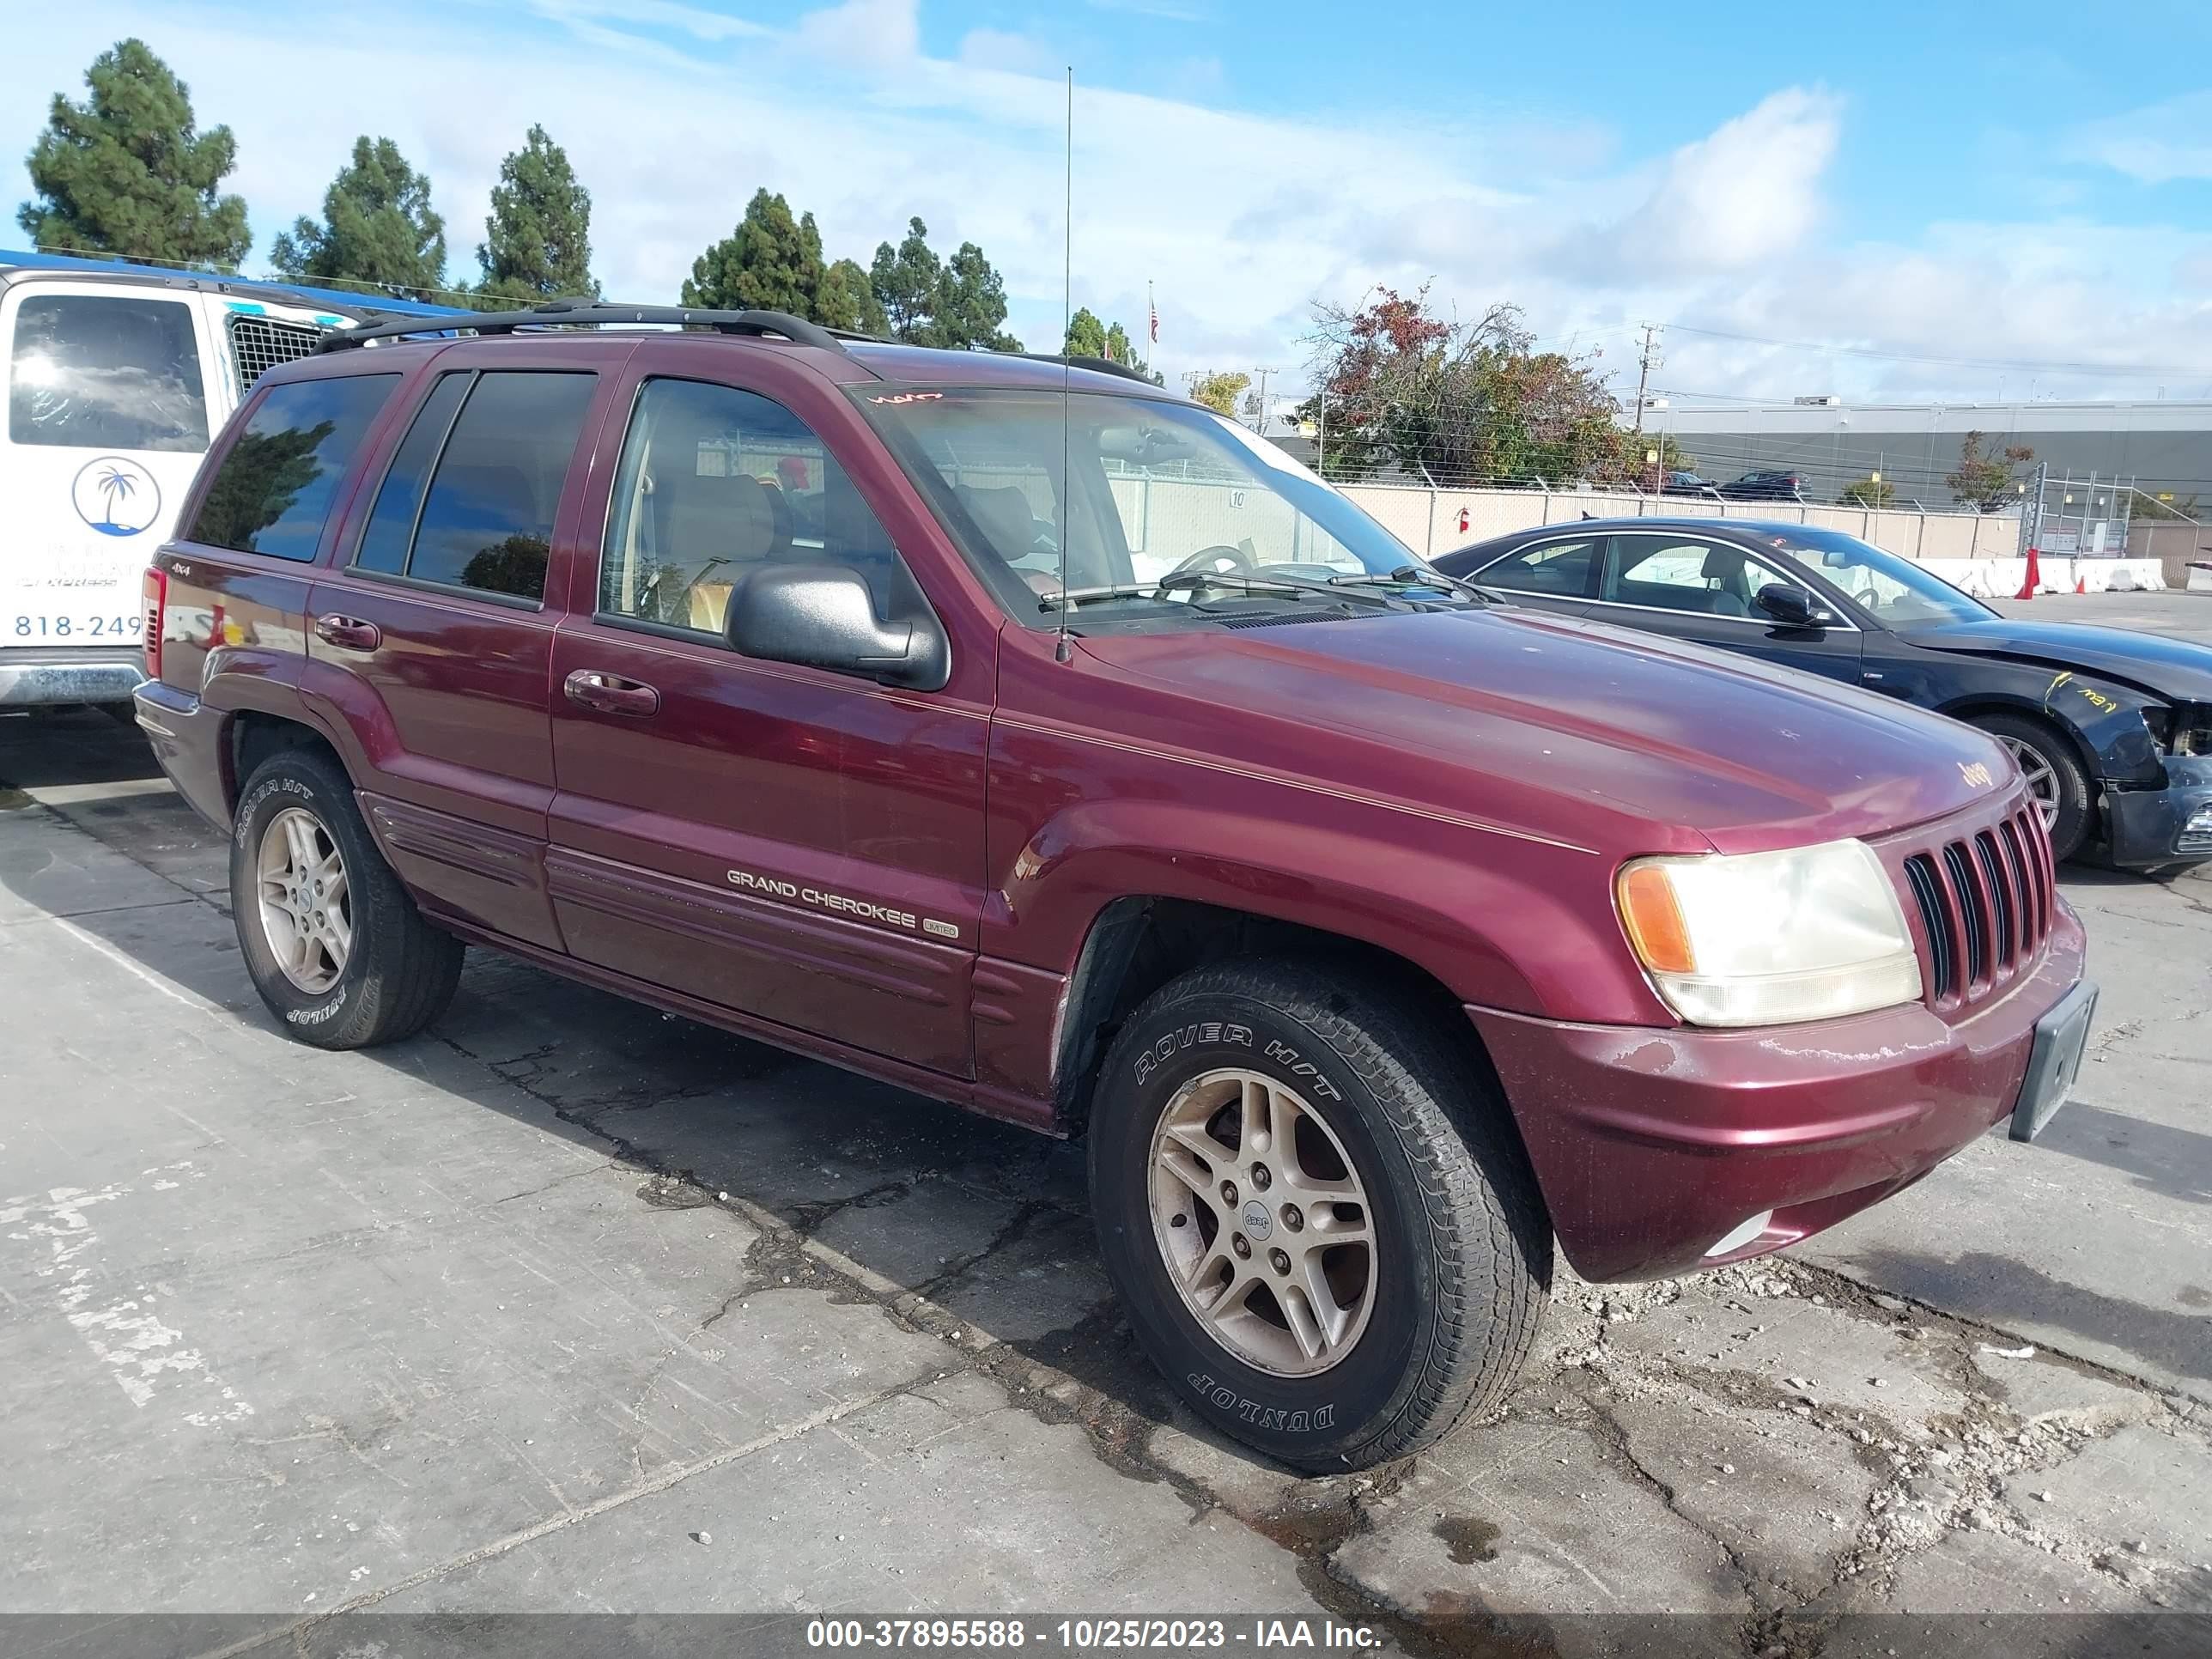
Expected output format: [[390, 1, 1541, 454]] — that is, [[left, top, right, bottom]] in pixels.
[[11, 0, 2212, 407]]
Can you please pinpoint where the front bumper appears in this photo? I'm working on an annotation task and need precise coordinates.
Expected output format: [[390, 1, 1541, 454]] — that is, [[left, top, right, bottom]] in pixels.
[[1470, 906, 2087, 1282], [0, 650, 143, 707], [2104, 755, 2212, 866]]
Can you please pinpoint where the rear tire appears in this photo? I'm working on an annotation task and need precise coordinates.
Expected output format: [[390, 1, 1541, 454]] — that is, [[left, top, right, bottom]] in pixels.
[[1972, 713, 2093, 862], [230, 748, 463, 1048], [1088, 958, 1551, 1473]]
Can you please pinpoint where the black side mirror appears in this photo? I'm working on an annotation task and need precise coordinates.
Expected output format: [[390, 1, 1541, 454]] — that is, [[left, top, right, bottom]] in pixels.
[[725, 564, 950, 691], [1755, 582, 1835, 629]]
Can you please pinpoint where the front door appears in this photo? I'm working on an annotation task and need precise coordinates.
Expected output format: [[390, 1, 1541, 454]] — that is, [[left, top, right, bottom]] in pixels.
[[1595, 531, 1864, 686], [545, 366, 989, 1078]]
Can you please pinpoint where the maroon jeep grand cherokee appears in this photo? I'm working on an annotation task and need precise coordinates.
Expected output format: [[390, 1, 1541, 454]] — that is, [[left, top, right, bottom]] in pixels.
[[135, 304, 2094, 1472]]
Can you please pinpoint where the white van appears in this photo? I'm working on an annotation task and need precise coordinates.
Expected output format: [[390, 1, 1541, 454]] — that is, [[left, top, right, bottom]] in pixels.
[[1, 251, 453, 707]]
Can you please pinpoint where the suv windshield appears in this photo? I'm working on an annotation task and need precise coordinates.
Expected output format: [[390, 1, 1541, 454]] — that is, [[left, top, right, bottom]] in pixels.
[[859, 386, 1455, 623], [1784, 527, 1996, 625]]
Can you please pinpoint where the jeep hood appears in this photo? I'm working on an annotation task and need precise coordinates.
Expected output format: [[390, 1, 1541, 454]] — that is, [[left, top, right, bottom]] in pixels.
[[1085, 606, 2013, 855], [1899, 618, 2212, 702]]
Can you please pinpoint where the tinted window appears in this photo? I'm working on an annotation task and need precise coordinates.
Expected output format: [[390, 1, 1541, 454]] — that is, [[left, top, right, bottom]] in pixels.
[[1473, 538, 1596, 599], [601, 377, 912, 636], [187, 374, 398, 561], [405, 372, 595, 602], [9, 294, 209, 451], [354, 372, 471, 575], [1604, 537, 1794, 619]]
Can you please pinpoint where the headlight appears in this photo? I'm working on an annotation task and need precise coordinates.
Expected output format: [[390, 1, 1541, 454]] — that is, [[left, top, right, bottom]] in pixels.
[[1616, 839, 1923, 1027]]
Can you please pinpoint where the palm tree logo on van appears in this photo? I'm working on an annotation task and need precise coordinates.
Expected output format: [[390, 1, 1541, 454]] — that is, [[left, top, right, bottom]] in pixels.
[[70, 456, 161, 538]]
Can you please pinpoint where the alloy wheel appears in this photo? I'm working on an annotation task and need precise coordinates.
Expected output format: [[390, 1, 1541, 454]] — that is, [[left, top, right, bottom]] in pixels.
[[1146, 1067, 1378, 1376], [1998, 736, 2061, 832], [256, 806, 351, 994]]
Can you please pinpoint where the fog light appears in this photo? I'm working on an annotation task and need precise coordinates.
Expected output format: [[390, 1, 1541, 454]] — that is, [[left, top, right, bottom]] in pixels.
[[2181, 805, 2212, 855], [1705, 1211, 1774, 1258]]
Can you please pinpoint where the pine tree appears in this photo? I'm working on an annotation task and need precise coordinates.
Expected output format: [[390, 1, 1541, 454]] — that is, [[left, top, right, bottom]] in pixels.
[[16, 39, 251, 269], [815, 257, 888, 335], [1064, 307, 1108, 357], [270, 137, 447, 299], [869, 217, 945, 343], [934, 240, 1021, 350], [476, 125, 598, 304], [681, 190, 825, 314]]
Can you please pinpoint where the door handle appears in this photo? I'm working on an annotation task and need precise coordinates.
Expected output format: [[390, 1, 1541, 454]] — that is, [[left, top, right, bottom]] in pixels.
[[564, 668, 660, 717], [314, 615, 380, 651]]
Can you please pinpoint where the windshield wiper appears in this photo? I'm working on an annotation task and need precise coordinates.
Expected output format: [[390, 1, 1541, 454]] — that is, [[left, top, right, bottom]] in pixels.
[[1328, 565, 1492, 604], [1039, 569, 1401, 612]]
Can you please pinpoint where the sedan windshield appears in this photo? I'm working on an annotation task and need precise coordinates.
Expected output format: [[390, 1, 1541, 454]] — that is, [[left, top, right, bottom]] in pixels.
[[857, 386, 1457, 623], [1785, 527, 1996, 625]]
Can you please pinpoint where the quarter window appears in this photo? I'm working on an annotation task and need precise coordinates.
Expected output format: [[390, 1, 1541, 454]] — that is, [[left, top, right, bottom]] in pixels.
[[1604, 537, 1795, 619], [600, 377, 915, 639], [187, 374, 398, 561], [9, 293, 209, 451], [1473, 538, 1597, 599], [355, 370, 596, 603]]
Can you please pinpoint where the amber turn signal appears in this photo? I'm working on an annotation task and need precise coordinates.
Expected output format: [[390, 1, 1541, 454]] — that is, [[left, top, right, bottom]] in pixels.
[[1617, 863, 1695, 975]]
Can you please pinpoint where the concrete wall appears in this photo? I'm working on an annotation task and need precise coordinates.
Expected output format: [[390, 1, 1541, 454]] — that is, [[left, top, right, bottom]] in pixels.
[[1330, 483, 2167, 593]]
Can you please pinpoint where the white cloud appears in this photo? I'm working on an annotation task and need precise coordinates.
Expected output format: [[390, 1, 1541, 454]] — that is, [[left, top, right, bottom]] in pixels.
[[5, 5, 2203, 405], [2064, 90, 2212, 185], [1604, 88, 1841, 274]]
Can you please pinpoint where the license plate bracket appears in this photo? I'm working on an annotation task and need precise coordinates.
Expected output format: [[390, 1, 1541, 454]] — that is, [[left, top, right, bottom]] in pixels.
[[2009, 979, 2099, 1143]]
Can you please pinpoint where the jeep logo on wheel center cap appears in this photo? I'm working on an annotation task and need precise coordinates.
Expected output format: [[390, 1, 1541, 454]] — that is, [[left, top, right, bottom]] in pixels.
[[1242, 1200, 1272, 1240]]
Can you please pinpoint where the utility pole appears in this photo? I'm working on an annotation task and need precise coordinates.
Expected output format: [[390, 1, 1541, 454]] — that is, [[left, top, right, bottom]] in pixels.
[[1632, 323, 1662, 433], [2017, 460, 2048, 560]]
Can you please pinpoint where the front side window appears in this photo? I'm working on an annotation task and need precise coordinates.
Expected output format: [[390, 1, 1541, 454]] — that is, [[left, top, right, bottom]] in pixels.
[[1603, 536, 1794, 619], [600, 377, 915, 638], [1785, 529, 1993, 624], [9, 293, 209, 451], [860, 387, 1439, 625], [355, 370, 596, 603], [1474, 538, 1598, 598], [187, 374, 398, 561]]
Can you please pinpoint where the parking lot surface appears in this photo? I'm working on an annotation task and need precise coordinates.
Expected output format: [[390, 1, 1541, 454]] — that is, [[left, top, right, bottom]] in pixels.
[[3, 599, 2208, 1656]]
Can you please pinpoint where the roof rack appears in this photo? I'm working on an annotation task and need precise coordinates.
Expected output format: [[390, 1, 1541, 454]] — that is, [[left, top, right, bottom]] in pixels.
[[314, 298, 847, 354], [1010, 351, 1163, 386]]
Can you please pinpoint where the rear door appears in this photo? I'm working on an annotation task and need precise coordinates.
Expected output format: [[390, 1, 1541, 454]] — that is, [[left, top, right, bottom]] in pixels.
[[304, 340, 631, 951], [543, 351, 992, 1078], [1595, 531, 1864, 685], [3, 279, 216, 656]]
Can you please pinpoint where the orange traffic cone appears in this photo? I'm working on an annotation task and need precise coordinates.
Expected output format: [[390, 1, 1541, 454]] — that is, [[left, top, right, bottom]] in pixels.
[[2015, 545, 2041, 600], [2075, 574, 2086, 594]]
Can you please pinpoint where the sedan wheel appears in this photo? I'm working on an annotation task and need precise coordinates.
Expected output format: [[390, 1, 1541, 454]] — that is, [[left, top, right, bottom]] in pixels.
[[255, 806, 351, 994], [1998, 735, 2061, 833]]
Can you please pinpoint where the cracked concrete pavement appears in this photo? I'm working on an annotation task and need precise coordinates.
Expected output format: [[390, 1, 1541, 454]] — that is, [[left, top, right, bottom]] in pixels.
[[3, 665, 2208, 1655]]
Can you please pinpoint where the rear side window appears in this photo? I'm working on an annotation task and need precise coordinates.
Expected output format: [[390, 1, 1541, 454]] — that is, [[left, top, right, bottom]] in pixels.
[[187, 374, 398, 561], [354, 370, 595, 604], [9, 293, 209, 451], [1474, 537, 1598, 599]]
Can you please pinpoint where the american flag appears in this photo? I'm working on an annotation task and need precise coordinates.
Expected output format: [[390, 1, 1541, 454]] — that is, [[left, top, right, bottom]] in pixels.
[[1148, 295, 1158, 344]]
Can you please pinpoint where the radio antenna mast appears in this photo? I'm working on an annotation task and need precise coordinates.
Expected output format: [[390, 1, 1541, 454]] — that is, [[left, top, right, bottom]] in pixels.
[[1055, 65, 1074, 665]]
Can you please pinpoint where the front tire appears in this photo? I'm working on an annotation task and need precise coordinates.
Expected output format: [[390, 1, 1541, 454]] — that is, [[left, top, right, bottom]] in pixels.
[[1088, 959, 1551, 1472], [1972, 713, 2093, 862], [230, 747, 463, 1048]]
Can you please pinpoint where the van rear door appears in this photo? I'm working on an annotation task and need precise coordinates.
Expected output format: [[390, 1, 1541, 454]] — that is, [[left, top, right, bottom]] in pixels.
[[2, 279, 222, 661]]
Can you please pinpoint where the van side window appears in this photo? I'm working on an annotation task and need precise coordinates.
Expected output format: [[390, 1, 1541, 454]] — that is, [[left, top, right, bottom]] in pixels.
[[186, 374, 399, 561], [9, 294, 209, 451], [393, 371, 596, 604], [599, 377, 912, 639]]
